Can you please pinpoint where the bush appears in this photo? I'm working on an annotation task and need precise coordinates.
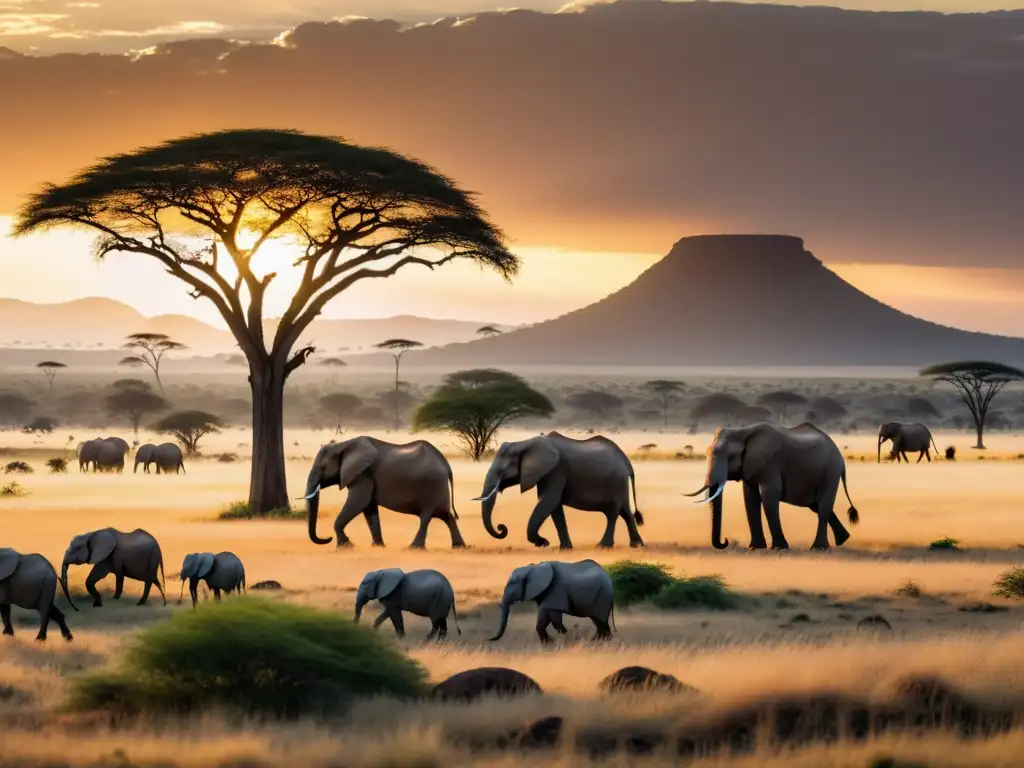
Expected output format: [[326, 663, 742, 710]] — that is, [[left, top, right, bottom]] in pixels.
[[3, 461, 33, 475], [70, 598, 428, 718], [929, 537, 960, 550], [992, 568, 1024, 600], [216, 452, 240, 463], [218, 500, 303, 521], [894, 580, 923, 598], [606, 560, 675, 606], [0, 481, 26, 498], [650, 575, 739, 611], [46, 457, 68, 474]]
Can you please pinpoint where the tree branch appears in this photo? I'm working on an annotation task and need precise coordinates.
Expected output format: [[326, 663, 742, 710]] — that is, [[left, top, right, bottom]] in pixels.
[[283, 345, 316, 381]]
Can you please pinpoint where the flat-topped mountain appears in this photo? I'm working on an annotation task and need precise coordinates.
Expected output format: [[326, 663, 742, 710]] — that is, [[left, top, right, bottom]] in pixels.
[[410, 235, 1024, 367]]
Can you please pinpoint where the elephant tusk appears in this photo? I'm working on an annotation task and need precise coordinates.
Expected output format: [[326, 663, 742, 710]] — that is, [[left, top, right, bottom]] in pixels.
[[683, 484, 710, 498], [472, 486, 500, 502], [706, 484, 725, 503], [298, 485, 321, 500]]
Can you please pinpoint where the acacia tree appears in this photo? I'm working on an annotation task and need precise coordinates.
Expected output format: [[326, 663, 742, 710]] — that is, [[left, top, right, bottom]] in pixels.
[[476, 325, 502, 337], [566, 389, 624, 428], [318, 392, 362, 435], [153, 410, 225, 456], [104, 384, 170, 438], [690, 393, 747, 428], [756, 390, 808, 424], [15, 129, 515, 513], [37, 361, 67, 391], [920, 361, 1024, 449], [375, 338, 423, 428], [119, 333, 187, 395], [645, 379, 684, 428], [413, 369, 554, 459]]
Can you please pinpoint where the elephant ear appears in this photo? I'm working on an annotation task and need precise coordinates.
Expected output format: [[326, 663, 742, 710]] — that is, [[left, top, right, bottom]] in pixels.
[[375, 568, 404, 599], [88, 530, 118, 564], [337, 437, 379, 489], [0, 548, 20, 582], [196, 553, 216, 579], [519, 438, 560, 493], [179, 553, 198, 580], [524, 562, 554, 601], [742, 426, 785, 479]]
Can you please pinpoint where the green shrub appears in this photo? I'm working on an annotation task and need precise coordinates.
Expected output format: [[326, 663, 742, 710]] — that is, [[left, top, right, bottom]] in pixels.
[[992, 568, 1024, 600], [3, 460, 33, 474], [606, 560, 675, 606], [46, 457, 68, 474], [218, 500, 303, 521], [650, 575, 739, 611], [70, 598, 428, 718], [929, 537, 960, 550]]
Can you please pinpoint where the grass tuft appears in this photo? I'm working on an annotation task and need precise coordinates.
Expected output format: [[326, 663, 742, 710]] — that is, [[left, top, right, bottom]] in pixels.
[[45, 456, 68, 473], [3, 460, 33, 474], [992, 568, 1024, 600], [218, 500, 304, 521], [650, 574, 739, 611], [0, 480, 26, 497], [929, 537, 960, 551], [605, 560, 675, 606], [895, 580, 924, 598]]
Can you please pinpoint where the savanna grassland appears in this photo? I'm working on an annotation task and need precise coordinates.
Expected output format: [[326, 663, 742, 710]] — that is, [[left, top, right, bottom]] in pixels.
[[1, 369, 1023, 767]]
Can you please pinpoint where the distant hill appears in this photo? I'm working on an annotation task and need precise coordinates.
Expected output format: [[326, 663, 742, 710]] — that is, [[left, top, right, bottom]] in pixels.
[[0, 298, 515, 355], [407, 235, 1024, 368]]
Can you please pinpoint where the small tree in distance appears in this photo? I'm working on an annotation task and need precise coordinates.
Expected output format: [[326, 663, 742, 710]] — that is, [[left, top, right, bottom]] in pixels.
[[476, 325, 502, 337], [375, 339, 423, 429], [566, 389, 624, 428], [0, 393, 34, 428], [757, 391, 808, 424], [152, 410, 225, 457], [37, 361, 67, 391], [645, 380, 684, 429], [690, 393, 746, 429], [413, 369, 554, 460], [318, 393, 362, 435], [119, 333, 187, 395], [105, 382, 170, 438], [920, 361, 1024, 449]]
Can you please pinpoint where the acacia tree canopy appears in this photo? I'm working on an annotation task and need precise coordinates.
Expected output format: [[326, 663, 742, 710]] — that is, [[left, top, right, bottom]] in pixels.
[[920, 360, 1024, 449], [15, 129, 516, 512], [152, 410, 225, 456]]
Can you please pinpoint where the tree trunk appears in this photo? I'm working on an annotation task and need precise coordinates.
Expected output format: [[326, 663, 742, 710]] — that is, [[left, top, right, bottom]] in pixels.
[[974, 419, 986, 450], [248, 362, 289, 514]]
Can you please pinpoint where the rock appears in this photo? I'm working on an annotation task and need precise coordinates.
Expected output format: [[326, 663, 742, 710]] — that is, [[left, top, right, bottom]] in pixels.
[[857, 615, 892, 631], [431, 667, 542, 703], [958, 603, 1008, 613], [249, 580, 282, 590], [598, 666, 694, 694], [518, 716, 563, 750]]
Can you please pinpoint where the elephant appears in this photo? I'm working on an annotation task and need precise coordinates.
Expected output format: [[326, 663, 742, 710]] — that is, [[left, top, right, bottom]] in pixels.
[[60, 528, 167, 608], [178, 551, 246, 608], [489, 559, 616, 645], [354, 567, 461, 641], [878, 423, 940, 464], [685, 422, 860, 551], [153, 442, 185, 474], [302, 436, 465, 549], [77, 437, 103, 472], [0, 548, 74, 641], [134, 443, 157, 474], [474, 431, 644, 550], [78, 437, 129, 473]]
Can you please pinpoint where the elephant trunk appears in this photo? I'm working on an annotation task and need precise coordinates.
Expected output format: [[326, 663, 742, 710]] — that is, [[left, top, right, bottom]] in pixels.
[[481, 491, 508, 540], [877, 431, 884, 464], [489, 600, 511, 642], [304, 467, 333, 545], [59, 559, 79, 612], [710, 485, 729, 550], [354, 597, 367, 623]]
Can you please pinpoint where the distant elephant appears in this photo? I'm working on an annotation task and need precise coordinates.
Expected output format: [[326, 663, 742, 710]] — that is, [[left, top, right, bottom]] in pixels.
[[178, 551, 245, 608], [302, 436, 465, 549], [0, 548, 74, 641], [685, 422, 860, 551], [475, 432, 644, 550], [153, 442, 185, 474], [878, 423, 939, 464], [104, 436, 130, 456], [134, 443, 157, 474], [77, 437, 103, 472], [490, 559, 616, 645], [354, 567, 460, 641], [60, 527, 167, 607]]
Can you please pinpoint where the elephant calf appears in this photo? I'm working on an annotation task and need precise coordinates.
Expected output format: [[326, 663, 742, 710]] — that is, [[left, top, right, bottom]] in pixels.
[[0, 548, 74, 641], [178, 552, 246, 608], [354, 568, 461, 641], [61, 528, 167, 608]]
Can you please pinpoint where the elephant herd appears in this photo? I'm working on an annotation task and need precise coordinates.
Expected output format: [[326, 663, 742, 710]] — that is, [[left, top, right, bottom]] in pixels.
[[76, 438, 185, 475]]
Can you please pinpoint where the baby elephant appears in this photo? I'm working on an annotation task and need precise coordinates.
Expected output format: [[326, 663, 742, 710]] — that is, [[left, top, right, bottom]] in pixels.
[[0, 548, 74, 642], [178, 552, 246, 608], [354, 568, 461, 641]]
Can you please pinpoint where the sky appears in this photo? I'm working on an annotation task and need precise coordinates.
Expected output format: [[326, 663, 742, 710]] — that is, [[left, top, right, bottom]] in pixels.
[[2, 0, 1023, 334]]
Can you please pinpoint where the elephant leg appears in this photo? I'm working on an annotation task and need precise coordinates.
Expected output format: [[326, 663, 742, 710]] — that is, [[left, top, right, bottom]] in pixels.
[[113, 572, 124, 600], [86, 562, 112, 607], [743, 482, 768, 549], [190, 583, 199, 608], [535, 608, 554, 645], [917, 451, 925, 464], [372, 609, 389, 630], [551, 505, 573, 550], [591, 617, 613, 641], [596, 509, 618, 549], [49, 606, 72, 641], [925, 449, 931, 463], [437, 618, 448, 639], [35, 590, 54, 641], [334, 479, 374, 548], [409, 510, 433, 549], [388, 608, 406, 638], [1, 604, 13, 636], [549, 610, 568, 634], [760, 486, 789, 550], [443, 511, 467, 549], [526, 474, 567, 548], [365, 502, 385, 547], [619, 505, 645, 548], [213, 588, 222, 601], [816, 503, 850, 546], [138, 579, 153, 606], [810, 489, 838, 551]]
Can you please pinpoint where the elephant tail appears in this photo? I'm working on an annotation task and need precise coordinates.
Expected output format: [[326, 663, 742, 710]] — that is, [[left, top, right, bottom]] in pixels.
[[629, 471, 643, 526], [448, 469, 459, 520], [929, 432, 941, 457], [159, 557, 167, 606], [451, 597, 462, 635], [241, 570, 246, 596], [841, 468, 860, 525], [179, 460, 186, 475]]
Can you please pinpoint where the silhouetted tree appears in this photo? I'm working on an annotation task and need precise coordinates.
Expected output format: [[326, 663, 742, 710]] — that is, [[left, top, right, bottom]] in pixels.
[[320, 357, 347, 367], [645, 379, 684, 428], [566, 389, 624, 427], [119, 333, 187, 395], [23, 416, 57, 434], [413, 370, 554, 459], [735, 404, 774, 424], [690, 393, 746, 427], [476, 325, 502, 337], [444, 369, 520, 388], [105, 386, 170, 438], [378, 386, 418, 426], [906, 396, 941, 420], [15, 129, 515, 513], [756, 391, 808, 424], [375, 339, 424, 428], [318, 392, 362, 435], [0, 393, 34, 428], [153, 410, 225, 456], [920, 361, 1024, 449], [807, 395, 849, 424], [36, 361, 66, 391]]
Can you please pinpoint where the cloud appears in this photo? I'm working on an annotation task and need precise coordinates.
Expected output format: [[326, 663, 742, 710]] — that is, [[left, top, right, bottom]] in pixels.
[[1, 1, 1023, 271], [0, 12, 67, 35]]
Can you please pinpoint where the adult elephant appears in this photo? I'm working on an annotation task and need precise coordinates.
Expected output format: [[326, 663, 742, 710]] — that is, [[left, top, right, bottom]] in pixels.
[[0, 548, 75, 641], [302, 436, 465, 549], [474, 432, 644, 550], [878, 423, 939, 464], [153, 442, 185, 474], [134, 443, 157, 474], [93, 438, 128, 473], [685, 423, 860, 551], [60, 528, 166, 607], [77, 437, 103, 472]]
